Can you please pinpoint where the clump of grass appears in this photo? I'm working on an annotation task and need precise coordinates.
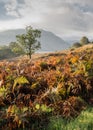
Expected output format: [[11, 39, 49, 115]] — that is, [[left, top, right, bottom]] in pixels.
[[47, 107, 93, 130]]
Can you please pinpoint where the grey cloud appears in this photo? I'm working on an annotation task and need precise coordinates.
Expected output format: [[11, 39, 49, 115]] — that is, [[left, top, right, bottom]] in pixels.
[[0, 0, 93, 38], [66, 0, 93, 6], [4, 0, 21, 18], [0, 2, 18, 20], [17, 0, 25, 4], [0, 0, 23, 20], [30, 0, 93, 38], [37, 2, 88, 30], [0, 2, 7, 20]]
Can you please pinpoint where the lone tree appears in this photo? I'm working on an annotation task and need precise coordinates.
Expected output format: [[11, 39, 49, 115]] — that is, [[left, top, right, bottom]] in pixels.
[[16, 26, 41, 59]]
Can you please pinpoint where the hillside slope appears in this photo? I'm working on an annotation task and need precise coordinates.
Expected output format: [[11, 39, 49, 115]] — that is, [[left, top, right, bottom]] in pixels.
[[0, 29, 69, 52], [0, 44, 93, 129]]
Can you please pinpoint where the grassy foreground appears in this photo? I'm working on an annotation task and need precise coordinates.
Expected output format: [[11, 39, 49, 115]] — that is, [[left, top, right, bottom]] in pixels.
[[48, 107, 93, 130]]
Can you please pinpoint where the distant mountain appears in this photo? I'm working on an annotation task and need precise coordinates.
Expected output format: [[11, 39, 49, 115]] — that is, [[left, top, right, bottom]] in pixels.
[[0, 29, 25, 45], [39, 30, 69, 52], [0, 29, 69, 52]]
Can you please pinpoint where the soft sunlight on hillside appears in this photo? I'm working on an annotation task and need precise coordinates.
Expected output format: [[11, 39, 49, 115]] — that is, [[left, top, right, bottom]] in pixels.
[[0, 44, 93, 129]]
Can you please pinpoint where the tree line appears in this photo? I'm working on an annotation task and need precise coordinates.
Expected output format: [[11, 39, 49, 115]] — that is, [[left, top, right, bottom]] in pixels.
[[72, 36, 93, 49]]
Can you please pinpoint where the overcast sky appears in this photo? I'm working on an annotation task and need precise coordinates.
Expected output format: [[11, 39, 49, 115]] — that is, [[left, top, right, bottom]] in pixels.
[[0, 0, 93, 40]]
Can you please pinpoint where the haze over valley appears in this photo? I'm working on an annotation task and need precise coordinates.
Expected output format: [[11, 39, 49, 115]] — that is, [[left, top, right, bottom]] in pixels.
[[0, 29, 70, 52]]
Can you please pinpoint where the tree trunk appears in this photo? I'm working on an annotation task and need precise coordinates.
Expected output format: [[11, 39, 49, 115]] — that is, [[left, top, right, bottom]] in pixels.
[[29, 54, 31, 59], [29, 45, 32, 59]]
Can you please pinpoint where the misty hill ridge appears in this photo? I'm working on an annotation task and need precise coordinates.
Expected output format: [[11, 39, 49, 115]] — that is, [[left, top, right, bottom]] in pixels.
[[0, 29, 69, 52]]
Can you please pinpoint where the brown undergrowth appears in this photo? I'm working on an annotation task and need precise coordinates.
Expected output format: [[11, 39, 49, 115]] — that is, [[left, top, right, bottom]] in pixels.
[[0, 44, 93, 129]]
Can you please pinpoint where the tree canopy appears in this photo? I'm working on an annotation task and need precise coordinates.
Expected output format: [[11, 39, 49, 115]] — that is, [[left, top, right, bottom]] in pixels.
[[9, 42, 24, 55], [80, 36, 89, 45], [16, 26, 41, 59], [72, 42, 81, 48]]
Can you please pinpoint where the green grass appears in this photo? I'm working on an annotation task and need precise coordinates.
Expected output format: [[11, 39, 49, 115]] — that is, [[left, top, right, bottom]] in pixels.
[[47, 107, 93, 130]]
